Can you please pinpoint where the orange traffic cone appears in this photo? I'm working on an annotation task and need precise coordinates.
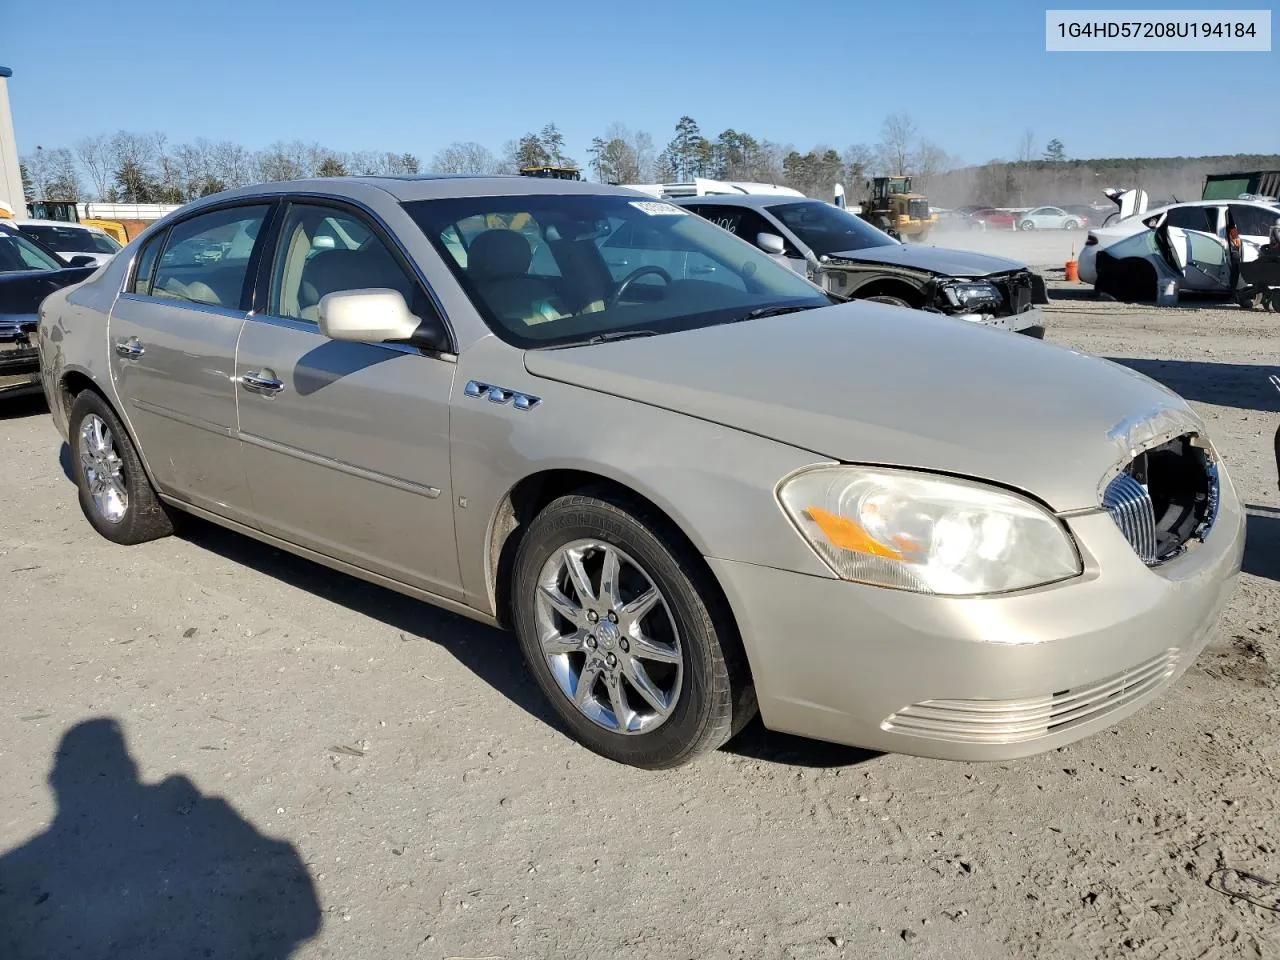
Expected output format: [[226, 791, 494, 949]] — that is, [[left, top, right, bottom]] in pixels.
[[1065, 242, 1079, 283]]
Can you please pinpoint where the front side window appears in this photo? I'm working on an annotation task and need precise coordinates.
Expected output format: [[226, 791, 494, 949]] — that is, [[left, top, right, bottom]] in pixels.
[[152, 205, 270, 308], [1229, 204, 1280, 239], [765, 200, 898, 257], [405, 193, 830, 348], [0, 227, 64, 272], [270, 203, 423, 323], [689, 205, 802, 258]]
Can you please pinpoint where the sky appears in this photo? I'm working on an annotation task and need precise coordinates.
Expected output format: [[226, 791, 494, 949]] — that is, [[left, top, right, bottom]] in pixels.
[[3, 0, 1276, 171]]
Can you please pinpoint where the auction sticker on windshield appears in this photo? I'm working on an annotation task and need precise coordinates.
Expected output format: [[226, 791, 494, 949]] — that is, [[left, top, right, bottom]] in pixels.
[[629, 201, 688, 216]]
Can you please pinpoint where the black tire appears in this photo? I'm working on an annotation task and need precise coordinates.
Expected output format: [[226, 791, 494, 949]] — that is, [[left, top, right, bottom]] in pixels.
[[511, 490, 755, 769], [68, 390, 178, 545], [864, 294, 912, 308], [1019, 220, 1035, 231], [1064, 219, 1079, 230]]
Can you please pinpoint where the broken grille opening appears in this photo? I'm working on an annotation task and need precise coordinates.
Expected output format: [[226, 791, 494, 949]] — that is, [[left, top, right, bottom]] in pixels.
[[1105, 434, 1217, 565]]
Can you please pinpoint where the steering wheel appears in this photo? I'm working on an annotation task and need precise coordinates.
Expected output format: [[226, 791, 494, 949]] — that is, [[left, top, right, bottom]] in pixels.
[[610, 265, 672, 305]]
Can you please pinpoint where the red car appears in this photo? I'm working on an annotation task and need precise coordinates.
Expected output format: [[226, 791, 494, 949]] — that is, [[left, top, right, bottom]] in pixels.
[[965, 207, 1021, 230]]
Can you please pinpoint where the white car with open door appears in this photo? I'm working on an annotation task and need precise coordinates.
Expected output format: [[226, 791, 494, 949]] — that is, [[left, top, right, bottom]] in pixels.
[[1089, 206, 1270, 303], [1080, 197, 1280, 287]]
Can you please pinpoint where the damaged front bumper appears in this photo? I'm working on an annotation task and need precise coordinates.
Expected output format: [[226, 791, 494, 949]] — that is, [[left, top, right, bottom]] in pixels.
[[0, 316, 43, 398]]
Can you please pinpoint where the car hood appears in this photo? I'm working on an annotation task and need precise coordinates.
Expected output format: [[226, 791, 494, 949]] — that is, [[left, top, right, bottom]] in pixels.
[[522, 303, 1202, 512], [825, 243, 1028, 276]]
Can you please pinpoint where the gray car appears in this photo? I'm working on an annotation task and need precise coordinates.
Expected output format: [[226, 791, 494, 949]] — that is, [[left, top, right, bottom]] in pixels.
[[37, 175, 1244, 770], [673, 194, 1048, 336]]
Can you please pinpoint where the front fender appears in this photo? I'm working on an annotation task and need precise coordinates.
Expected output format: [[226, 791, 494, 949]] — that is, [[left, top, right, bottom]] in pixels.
[[450, 338, 835, 615]]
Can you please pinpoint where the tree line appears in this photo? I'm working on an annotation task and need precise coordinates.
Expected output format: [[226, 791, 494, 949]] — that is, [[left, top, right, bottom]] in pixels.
[[21, 114, 965, 205]]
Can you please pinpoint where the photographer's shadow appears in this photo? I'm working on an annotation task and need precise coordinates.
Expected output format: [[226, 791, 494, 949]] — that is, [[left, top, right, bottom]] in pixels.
[[0, 718, 321, 959]]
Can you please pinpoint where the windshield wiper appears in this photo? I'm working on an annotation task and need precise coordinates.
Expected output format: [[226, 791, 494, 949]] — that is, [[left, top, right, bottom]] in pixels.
[[546, 329, 662, 349], [736, 303, 822, 322]]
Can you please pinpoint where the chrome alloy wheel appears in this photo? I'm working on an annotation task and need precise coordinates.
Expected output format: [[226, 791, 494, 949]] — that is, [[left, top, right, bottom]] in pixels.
[[79, 414, 128, 523], [534, 540, 683, 734]]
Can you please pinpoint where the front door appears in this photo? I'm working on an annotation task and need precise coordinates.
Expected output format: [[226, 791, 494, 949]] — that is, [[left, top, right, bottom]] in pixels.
[[1155, 224, 1234, 291], [234, 200, 462, 598], [107, 202, 273, 517]]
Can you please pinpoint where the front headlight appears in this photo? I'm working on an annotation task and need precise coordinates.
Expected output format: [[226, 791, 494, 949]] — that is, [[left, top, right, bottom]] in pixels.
[[777, 466, 1082, 596], [940, 281, 1002, 313]]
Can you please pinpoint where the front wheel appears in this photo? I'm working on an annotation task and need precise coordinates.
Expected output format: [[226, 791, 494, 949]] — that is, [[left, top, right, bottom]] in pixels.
[[511, 491, 755, 769], [68, 390, 179, 545]]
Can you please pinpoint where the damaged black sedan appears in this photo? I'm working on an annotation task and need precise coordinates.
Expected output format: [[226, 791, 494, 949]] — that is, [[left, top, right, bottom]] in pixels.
[[675, 194, 1048, 337], [0, 222, 97, 399]]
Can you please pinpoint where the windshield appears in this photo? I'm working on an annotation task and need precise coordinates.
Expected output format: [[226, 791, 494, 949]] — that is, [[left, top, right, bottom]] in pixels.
[[405, 194, 830, 348], [764, 200, 898, 257], [20, 224, 120, 254], [0, 227, 65, 273]]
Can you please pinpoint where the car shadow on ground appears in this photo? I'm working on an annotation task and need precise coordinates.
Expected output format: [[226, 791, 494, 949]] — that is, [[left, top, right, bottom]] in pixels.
[[0, 717, 321, 960], [0, 393, 49, 420], [177, 518, 563, 731], [725, 717, 881, 769], [175, 518, 867, 767], [1107, 357, 1280, 412], [1244, 505, 1280, 582]]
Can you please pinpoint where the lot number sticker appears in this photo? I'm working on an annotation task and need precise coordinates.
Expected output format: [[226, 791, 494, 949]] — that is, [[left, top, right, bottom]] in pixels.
[[630, 201, 688, 216]]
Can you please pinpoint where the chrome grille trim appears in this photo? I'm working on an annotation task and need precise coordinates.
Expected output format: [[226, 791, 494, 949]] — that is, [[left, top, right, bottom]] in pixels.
[[1103, 472, 1158, 563], [881, 649, 1179, 745]]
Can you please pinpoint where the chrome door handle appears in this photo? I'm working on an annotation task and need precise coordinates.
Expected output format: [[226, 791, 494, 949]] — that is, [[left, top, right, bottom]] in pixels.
[[114, 338, 145, 358], [239, 371, 285, 394]]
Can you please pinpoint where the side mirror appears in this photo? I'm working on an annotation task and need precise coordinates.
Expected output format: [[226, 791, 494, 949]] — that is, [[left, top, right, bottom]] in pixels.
[[756, 232, 786, 256], [67, 255, 96, 268], [318, 288, 448, 351]]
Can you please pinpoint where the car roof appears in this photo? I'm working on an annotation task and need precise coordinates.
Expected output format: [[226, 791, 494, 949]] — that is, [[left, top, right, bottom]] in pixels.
[[15, 218, 107, 233], [668, 194, 813, 209], [196, 174, 653, 206]]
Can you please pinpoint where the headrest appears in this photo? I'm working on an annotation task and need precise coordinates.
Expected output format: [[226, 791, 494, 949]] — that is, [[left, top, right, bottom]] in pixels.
[[468, 229, 532, 280]]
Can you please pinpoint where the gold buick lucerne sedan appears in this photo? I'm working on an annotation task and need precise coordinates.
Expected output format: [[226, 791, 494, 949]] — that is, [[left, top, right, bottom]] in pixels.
[[37, 174, 1244, 769]]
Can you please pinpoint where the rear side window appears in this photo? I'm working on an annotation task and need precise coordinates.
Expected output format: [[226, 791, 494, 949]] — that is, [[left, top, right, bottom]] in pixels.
[[130, 232, 165, 294], [1163, 206, 1217, 233], [152, 205, 271, 309]]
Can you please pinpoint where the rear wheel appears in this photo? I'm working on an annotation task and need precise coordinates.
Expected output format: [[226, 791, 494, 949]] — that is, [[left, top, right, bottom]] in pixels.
[[1064, 219, 1080, 230], [68, 390, 178, 545], [1019, 220, 1035, 231], [511, 490, 755, 769]]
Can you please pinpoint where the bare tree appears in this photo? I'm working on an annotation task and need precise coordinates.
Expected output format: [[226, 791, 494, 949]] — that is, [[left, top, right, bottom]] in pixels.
[[1015, 128, 1037, 163], [842, 142, 875, 190], [46, 148, 82, 199], [255, 142, 304, 182], [914, 140, 953, 189], [74, 135, 114, 200], [431, 142, 502, 175], [211, 141, 251, 188], [876, 114, 917, 176], [20, 148, 51, 198]]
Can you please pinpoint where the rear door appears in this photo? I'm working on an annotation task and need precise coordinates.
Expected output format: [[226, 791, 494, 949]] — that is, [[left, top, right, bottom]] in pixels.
[[107, 202, 274, 518], [234, 198, 462, 598]]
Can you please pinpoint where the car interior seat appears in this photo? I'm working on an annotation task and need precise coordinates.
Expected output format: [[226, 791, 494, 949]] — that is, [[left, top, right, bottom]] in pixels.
[[466, 229, 565, 324]]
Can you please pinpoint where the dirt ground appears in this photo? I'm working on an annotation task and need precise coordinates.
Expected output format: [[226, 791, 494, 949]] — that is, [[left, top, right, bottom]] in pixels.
[[1, 274, 1278, 959]]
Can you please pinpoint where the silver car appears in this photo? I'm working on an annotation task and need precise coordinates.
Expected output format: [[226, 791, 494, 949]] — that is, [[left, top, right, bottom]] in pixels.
[[37, 175, 1245, 769]]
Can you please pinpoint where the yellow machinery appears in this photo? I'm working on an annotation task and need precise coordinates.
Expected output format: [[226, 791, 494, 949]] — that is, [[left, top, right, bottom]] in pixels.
[[857, 176, 937, 242]]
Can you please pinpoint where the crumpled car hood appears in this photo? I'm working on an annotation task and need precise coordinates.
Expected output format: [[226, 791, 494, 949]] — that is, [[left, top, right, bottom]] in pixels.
[[827, 243, 1029, 276], [523, 302, 1202, 512]]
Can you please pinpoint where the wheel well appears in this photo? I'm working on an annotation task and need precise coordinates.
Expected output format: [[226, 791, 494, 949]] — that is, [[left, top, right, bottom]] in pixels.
[[488, 470, 722, 633], [59, 371, 100, 418], [853, 278, 923, 307]]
